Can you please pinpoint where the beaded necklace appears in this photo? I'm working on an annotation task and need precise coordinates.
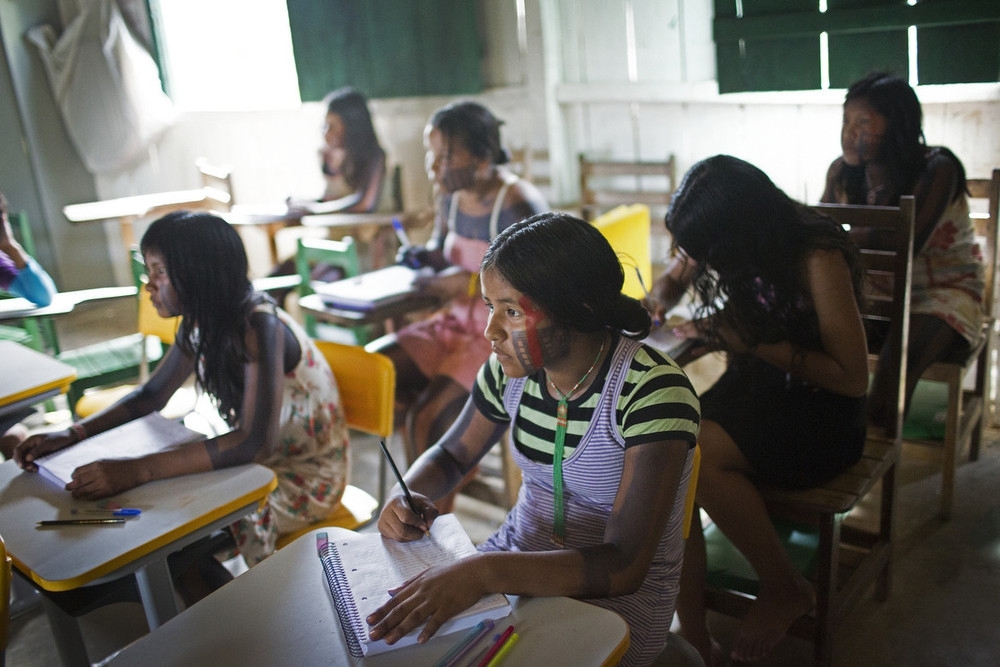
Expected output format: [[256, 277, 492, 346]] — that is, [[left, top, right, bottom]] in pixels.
[[547, 334, 607, 545]]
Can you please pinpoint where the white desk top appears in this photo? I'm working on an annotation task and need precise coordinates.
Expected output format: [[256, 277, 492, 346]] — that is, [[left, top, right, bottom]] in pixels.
[[63, 189, 230, 223], [0, 459, 276, 591], [109, 528, 630, 667], [0, 341, 76, 415], [0, 285, 137, 322]]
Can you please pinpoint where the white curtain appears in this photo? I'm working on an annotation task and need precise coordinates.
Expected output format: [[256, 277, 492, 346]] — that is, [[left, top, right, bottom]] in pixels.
[[26, 0, 175, 174]]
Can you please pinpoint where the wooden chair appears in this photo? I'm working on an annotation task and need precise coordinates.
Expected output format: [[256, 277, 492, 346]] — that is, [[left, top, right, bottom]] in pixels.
[[196, 158, 234, 211], [703, 197, 916, 666], [578, 153, 677, 222], [273, 340, 395, 551], [62, 250, 178, 416], [899, 168, 999, 519]]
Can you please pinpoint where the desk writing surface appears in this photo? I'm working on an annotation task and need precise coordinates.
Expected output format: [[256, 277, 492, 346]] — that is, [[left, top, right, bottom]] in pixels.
[[107, 528, 630, 667], [0, 341, 76, 410], [63, 189, 227, 223], [0, 286, 137, 323], [0, 459, 276, 591], [298, 292, 439, 327]]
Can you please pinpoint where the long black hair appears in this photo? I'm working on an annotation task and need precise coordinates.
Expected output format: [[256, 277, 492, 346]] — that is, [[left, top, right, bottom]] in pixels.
[[837, 72, 966, 203], [324, 87, 385, 192], [429, 101, 510, 166], [482, 211, 651, 339], [140, 211, 258, 425], [666, 155, 863, 350]]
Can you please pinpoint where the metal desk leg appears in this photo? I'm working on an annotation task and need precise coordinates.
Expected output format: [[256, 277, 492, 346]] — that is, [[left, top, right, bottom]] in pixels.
[[41, 596, 90, 667], [134, 558, 180, 630]]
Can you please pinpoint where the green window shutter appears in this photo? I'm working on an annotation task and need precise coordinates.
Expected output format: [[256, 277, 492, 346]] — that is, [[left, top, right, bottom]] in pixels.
[[918, 22, 1000, 85], [286, 0, 483, 101], [715, 0, 822, 93], [714, 0, 1000, 92]]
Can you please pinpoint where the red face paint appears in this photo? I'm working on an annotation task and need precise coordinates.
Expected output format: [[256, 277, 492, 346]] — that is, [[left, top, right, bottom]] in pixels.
[[519, 295, 546, 369]]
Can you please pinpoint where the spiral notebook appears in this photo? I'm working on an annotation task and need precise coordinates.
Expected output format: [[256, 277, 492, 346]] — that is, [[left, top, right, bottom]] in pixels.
[[316, 514, 512, 658]]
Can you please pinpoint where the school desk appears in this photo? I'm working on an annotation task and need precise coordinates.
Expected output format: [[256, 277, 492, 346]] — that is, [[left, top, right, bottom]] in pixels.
[[106, 527, 630, 667], [0, 459, 277, 666], [297, 291, 440, 333], [0, 286, 137, 324], [0, 341, 76, 419], [63, 188, 232, 256]]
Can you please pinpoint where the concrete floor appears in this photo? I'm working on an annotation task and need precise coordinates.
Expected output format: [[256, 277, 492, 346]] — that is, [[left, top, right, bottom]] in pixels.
[[6, 299, 1000, 666]]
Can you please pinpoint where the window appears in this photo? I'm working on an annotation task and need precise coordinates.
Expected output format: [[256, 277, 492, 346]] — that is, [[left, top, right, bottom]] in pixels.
[[713, 0, 1000, 93], [285, 0, 483, 101], [148, 0, 300, 110]]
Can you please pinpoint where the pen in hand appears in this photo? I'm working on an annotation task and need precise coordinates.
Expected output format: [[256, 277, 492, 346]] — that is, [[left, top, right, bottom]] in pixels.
[[378, 439, 429, 536], [392, 217, 410, 248]]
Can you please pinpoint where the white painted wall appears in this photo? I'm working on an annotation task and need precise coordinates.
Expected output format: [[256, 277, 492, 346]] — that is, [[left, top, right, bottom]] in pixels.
[[90, 0, 1000, 281]]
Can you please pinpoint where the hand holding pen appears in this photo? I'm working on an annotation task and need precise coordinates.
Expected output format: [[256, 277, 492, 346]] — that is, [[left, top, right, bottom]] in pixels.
[[378, 440, 438, 540]]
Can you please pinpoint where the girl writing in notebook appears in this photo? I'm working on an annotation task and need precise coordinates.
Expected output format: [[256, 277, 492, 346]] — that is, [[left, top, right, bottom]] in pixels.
[[15, 211, 350, 598], [372, 212, 699, 667], [369, 101, 548, 512]]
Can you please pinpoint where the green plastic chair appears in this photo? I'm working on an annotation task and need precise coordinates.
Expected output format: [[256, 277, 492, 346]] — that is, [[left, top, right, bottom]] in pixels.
[[294, 236, 376, 345]]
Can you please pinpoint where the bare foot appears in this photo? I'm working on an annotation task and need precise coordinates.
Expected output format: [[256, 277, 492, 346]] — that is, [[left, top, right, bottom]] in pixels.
[[731, 575, 815, 662]]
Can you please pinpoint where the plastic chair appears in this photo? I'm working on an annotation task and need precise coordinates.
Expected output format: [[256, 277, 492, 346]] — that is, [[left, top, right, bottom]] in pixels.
[[294, 236, 376, 344], [591, 204, 652, 301], [899, 168, 999, 519], [63, 250, 179, 417], [702, 198, 915, 666], [274, 339, 395, 549], [1, 532, 9, 667], [0, 211, 60, 354]]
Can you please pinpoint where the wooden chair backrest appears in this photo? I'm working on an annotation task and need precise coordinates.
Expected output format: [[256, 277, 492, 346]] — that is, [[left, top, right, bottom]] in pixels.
[[810, 196, 916, 437], [967, 168, 1000, 321], [196, 158, 234, 211], [579, 153, 677, 221], [314, 340, 395, 439]]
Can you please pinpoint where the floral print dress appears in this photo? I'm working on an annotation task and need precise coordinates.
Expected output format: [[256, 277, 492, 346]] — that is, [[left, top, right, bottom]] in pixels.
[[232, 307, 350, 565]]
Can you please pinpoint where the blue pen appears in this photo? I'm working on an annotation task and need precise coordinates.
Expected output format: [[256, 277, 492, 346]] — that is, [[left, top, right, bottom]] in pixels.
[[71, 508, 142, 517], [434, 619, 495, 667], [392, 216, 410, 247]]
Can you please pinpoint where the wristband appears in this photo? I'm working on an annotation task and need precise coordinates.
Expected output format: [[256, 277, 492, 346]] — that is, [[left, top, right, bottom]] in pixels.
[[69, 422, 88, 443]]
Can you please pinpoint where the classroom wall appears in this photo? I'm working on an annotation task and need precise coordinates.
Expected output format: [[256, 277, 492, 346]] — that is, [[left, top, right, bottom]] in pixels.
[[1, 0, 997, 287]]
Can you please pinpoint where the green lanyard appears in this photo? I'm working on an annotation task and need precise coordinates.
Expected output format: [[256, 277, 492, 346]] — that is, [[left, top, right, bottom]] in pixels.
[[548, 336, 606, 546]]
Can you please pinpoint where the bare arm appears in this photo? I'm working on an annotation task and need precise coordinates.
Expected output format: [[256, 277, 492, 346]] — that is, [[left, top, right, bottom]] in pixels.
[[20, 309, 292, 499], [373, 396, 690, 644], [647, 252, 698, 325], [738, 249, 869, 397]]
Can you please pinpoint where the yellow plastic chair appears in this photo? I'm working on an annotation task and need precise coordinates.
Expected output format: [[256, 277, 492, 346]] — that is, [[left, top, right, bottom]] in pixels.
[[591, 204, 652, 301], [275, 340, 395, 548], [1, 532, 10, 667]]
